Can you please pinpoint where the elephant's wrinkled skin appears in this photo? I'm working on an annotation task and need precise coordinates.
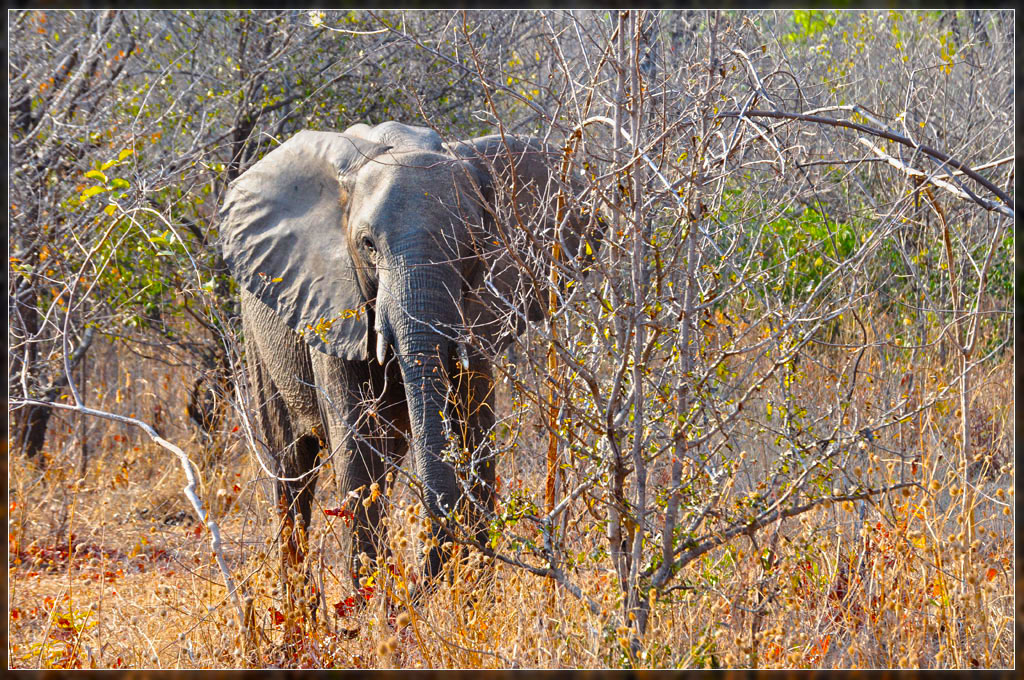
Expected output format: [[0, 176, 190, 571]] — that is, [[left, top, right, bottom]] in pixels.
[[220, 121, 594, 590]]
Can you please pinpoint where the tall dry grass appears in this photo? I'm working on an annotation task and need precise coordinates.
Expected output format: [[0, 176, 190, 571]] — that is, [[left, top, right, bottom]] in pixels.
[[7, 334, 1014, 669]]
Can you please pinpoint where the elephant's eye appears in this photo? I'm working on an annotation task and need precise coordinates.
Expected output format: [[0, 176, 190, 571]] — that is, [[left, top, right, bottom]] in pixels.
[[362, 236, 376, 254]]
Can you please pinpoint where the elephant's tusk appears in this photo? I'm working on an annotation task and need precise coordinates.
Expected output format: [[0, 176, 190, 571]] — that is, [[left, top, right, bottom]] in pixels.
[[376, 330, 389, 366], [457, 341, 470, 371]]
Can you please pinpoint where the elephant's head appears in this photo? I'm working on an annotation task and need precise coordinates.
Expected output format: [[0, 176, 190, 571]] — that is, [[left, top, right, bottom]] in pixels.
[[220, 122, 592, 541]]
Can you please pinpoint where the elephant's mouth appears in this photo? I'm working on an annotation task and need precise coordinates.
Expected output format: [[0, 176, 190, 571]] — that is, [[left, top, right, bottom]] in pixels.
[[373, 313, 468, 371], [373, 292, 470, 372], [376, 325, 470, 373]]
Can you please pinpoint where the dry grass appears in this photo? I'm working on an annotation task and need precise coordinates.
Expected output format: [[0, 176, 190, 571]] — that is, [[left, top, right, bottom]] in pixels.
[[7, 339, 1014, 669]]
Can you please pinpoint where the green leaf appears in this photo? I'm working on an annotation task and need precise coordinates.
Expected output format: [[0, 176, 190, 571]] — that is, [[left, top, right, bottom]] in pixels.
[[84, 169, 108, 183], [109, 178, 131, 190]]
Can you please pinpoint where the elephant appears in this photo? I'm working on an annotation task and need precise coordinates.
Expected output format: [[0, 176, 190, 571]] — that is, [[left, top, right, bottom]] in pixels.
[[219, 121, 596, 600]]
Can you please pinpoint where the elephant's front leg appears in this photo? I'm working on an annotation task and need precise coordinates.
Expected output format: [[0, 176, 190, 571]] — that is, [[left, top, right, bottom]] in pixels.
[[340, 417, 405, 591], [310, 354, 409, 594]]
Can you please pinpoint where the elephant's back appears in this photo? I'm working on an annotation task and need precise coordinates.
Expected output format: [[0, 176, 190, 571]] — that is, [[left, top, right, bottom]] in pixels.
[[344, 121, 444, 153]]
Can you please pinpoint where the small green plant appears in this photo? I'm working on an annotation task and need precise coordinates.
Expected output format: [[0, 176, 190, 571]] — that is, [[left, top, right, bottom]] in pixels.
[[754, 206, 859, 301]]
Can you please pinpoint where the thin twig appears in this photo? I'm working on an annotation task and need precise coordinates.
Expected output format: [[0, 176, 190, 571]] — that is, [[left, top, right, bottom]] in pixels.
[[721, 108, 1014, 213]]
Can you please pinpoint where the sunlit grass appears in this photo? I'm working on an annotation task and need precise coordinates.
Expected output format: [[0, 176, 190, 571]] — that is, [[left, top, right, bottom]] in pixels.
[[7, 339, 1014, 669]]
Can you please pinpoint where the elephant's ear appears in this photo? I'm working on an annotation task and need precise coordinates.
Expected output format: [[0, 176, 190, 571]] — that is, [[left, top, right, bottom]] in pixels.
[[448, 134, 585, 349], [219, 130, 388, 359]]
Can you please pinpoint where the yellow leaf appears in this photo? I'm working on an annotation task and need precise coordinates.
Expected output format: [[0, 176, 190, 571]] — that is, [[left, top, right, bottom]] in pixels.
[[79, 185, 106, 202], [104, 204, 117, 216], [118, 148, 134, 161]]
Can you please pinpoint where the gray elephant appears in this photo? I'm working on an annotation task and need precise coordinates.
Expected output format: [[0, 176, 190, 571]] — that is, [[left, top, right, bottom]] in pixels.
[[219, 121, 595, 594]]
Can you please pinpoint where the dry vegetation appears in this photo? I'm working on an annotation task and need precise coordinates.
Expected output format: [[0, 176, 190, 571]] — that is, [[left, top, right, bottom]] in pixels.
[[8, 9, 1015, 669], [8, 329, 1014, 668]]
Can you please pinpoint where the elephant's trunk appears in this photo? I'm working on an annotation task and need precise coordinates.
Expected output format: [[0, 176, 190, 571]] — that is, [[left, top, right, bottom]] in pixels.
[[380, 264, 462, 577]]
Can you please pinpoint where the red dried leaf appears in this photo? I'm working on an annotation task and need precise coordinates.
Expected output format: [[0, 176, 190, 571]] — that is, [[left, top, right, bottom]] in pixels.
[[324, 506, 354, 524], [334, 596, 357, 618], [270, 608, 285, 625]]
